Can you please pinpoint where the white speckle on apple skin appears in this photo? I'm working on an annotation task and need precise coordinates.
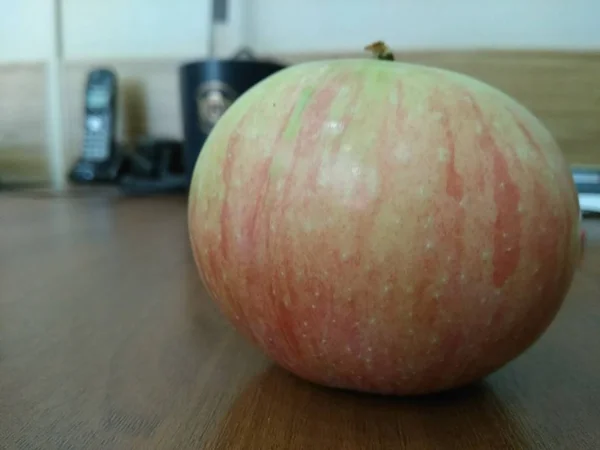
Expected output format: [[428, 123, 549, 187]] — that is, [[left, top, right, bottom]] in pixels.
[[438, 147, 450, 162], [432, 112, 443, 121]]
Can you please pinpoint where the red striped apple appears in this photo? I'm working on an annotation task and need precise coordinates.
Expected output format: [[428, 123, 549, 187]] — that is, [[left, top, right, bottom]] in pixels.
[[188, 44, 583, 395]]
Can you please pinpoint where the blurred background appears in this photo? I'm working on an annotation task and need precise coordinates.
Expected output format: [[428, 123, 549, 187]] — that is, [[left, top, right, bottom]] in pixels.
[[1, 0, 599, 194]]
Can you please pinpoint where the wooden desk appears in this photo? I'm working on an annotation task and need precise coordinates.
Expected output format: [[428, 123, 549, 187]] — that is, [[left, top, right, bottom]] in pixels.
[[1, 194, 599, 449]]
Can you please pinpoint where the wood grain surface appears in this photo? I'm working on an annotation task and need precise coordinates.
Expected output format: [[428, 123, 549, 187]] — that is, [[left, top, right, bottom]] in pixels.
[[1, 193, 599, 449]]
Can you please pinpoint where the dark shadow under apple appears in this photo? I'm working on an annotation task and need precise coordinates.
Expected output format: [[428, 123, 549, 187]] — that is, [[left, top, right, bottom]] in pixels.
[[203, 364, 534, 450]]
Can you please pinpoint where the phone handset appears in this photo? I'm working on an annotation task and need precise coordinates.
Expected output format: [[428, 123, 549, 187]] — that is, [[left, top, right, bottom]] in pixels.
[[69, 68, 121, 183]]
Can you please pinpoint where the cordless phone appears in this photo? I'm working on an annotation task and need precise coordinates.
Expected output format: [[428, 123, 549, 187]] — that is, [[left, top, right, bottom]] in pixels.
[[83, 69, 117, 161], [69, 68, 121, 183]]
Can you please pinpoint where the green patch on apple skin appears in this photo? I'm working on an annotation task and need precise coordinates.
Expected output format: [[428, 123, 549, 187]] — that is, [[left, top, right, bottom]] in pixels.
[[284, 87, 315, 140]]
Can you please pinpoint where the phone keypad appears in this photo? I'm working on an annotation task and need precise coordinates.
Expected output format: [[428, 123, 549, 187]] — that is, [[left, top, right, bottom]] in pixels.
[[84, 115, 111, 161]]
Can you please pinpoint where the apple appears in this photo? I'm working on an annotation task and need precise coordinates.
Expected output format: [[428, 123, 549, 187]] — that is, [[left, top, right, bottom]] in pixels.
[[188, 42, 583, 395]]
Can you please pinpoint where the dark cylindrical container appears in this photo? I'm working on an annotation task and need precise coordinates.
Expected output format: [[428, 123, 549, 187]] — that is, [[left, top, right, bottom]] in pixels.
[[179, 49, 286, 185]]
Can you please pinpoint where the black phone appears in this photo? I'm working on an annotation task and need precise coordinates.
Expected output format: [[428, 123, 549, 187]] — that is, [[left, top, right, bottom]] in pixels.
[[69, 68, 121, 183]]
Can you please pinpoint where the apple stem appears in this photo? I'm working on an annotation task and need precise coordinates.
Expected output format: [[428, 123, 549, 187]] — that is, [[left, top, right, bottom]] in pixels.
[[365, 41, 395, 61]]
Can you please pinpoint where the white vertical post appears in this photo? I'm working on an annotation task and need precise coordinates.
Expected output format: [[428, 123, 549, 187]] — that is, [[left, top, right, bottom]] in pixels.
[[46, 0, 66, 190]]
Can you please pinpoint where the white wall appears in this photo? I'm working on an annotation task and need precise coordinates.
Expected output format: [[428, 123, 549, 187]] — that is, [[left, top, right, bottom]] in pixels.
[[61, 0, 212, 60], [2, 0, 598, 64], [0, 0, 212, 63], [0, 1, 54, 62], [244, 0, 600, 53]]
